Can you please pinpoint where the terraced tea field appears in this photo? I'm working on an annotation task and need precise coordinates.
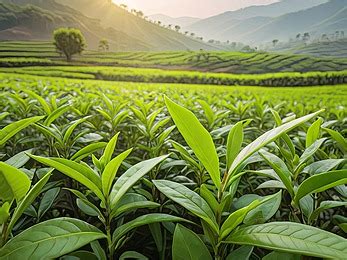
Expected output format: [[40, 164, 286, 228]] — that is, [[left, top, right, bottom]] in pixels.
[[1, 41, 347, 74]]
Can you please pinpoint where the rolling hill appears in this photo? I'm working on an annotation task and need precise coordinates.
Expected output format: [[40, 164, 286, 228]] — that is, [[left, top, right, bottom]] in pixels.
[[0, 0, 217, 51], [285, 38, 347, 58], [55, 0, 217, 51], [0, 0, 150, 50]]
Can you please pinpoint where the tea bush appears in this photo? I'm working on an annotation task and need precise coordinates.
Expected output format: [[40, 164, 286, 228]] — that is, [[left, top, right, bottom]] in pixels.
[[0, 74, 346, 259]]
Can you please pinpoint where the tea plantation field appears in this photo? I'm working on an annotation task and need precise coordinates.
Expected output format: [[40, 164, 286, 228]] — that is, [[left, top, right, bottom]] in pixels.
[[0, 40, 346, 260], [1, 41, 347, 74]]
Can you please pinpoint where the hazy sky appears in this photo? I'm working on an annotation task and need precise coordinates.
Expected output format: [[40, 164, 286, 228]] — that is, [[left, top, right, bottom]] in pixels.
[[114, 0, 279, 18]]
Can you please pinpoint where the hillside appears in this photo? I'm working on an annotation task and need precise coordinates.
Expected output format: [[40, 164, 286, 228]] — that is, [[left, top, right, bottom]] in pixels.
[[0, 1, 150, 50], [0, 0, 217, 51], [186, 0, 328, 40], [55, 0, 218, 51], [239, 0, 347, 43], [275, 38, 347, 57]]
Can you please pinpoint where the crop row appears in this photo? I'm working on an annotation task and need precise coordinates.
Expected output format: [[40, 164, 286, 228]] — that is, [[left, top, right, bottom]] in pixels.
[[1, 41, 347, 74], [2, 66, 347, 87]]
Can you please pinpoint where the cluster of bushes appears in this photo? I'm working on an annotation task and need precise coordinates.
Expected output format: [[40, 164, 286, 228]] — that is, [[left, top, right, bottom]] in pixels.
[[88, 68, 347, 86]]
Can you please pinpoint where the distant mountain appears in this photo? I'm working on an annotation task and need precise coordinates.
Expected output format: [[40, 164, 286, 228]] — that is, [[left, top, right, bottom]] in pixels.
[[186, 0, 329, 40], [239, 0, 347, 43], [55, 0, 217, 51], [148, 14, 200, 27]]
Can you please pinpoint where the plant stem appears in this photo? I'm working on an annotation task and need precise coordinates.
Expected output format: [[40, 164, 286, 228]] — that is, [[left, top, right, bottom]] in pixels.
[[105, 204, 114, 260], [0, 222, 8, 247], [106, 225, 114, 260]]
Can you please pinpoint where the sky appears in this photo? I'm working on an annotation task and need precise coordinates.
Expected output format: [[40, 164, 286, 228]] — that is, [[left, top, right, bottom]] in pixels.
[[114, 0, 279, 18]]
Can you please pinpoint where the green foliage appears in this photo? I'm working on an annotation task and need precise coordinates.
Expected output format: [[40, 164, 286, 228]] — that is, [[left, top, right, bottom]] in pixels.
[[0, 73, 346, 259], [53, 28, 86, 61]]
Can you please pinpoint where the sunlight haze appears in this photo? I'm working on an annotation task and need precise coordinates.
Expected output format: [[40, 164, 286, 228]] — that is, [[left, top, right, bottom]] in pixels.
[[114, 0, 279, 18]]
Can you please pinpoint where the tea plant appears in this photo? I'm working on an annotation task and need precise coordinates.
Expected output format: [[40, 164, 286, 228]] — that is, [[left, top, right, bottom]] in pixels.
[[0, 75, 346, 259]]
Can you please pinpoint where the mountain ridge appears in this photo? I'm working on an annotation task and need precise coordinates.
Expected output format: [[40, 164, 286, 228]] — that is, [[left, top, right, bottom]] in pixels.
[[186, 0, 330, 42], [185, 0, 346, 44]]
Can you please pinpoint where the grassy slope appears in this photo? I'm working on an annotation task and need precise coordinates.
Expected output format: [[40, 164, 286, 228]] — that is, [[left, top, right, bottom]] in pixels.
[[56, 0, 218, 51], [0, 1, 149, 50], [293, 39, 347, 57]]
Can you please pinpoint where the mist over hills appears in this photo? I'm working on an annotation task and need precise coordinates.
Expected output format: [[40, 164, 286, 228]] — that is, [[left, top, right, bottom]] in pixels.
[[0, 0, 345, 50], [185, 0, 346, 44], [148, 14, 201, 28]]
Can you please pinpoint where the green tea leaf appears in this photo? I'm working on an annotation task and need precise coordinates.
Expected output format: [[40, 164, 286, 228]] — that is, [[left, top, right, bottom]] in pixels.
[[29, 155, 104, 202], [259, 150, 294, 197], [226, 246, 253, 260], [294, 170, 347, 204], [109, 155, 168, 208], [7, 172, 51, 234], [323, 128, 347, 152], [71, 142, 107, 161], [310, 201, 347, 222], [119, 251, 148, 260], [153, 180, 219, 233], [227, 122, 244, 170], [221, 200, 260, 239], [172, 224, 212, 260], [0, 116, 43, 146], [165, 96, 221, 188], [0, 218, 106, 260], [112, 213, 186, 245], [228, 222, 347, 259], [100, 133, 120, 168], [0, 162, 31, 202], [0, 202, 10, 225], [306, 118, 323, 148], [102, 148, 132, 196], [228, 110, 323, 179]]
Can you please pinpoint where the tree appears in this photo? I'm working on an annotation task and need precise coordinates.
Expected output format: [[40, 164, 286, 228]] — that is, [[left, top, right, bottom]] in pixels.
[[136, 10, 144, 18], [296, 33, 301, 41], [119, 4, 128, 10], [321, 34, 329, 41], [303, 32, 310, 44], [174, 25, 181, 32], [335, 30, 340, 40], [98, 39, 109, 52], [190, 32, 195, 37], [53, 28, 86, 62], [272, 39, 279, 47]]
